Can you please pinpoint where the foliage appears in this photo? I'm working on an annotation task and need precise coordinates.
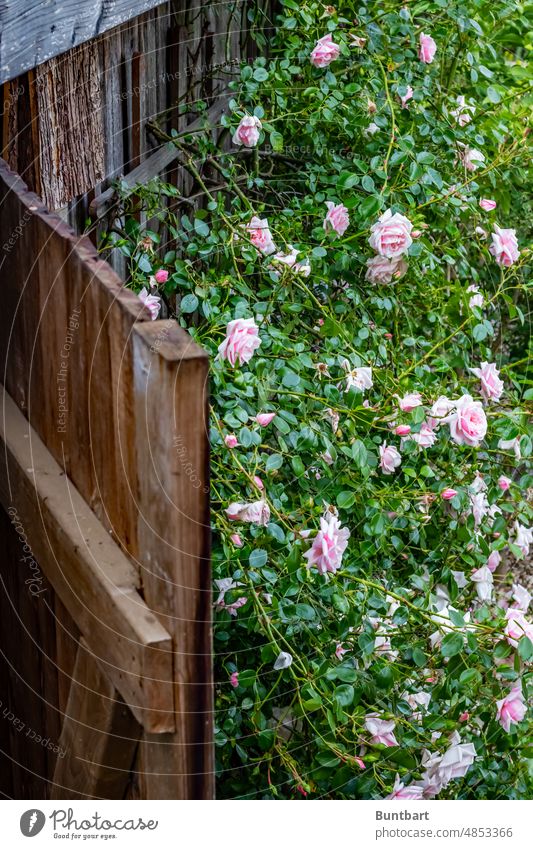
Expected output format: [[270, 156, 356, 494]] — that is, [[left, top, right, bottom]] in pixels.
[[101, 0, 533, 799]]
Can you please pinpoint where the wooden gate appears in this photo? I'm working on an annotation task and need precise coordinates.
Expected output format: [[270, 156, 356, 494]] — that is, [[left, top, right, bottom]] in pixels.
[[0, 159, 213, 799]]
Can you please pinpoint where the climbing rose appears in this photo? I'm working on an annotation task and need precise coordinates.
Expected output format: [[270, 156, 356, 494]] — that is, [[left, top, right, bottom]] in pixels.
[[512, 584, 532, 612], [364, 714, 398, 746], [498, 436, 521, 459], [450, 95, 475, 126], [154, 268, 169, 284], [379, 442, 402, 475], [504, 608, 533, 647], [448, 395, 487, 447], [397, 391, 423, 411], [498, 476, 511, 491], [471, 566, 493, 602], [399, 85, 413, 108], [457, 144, 485, 172], [387, 775, 424, 800], [323, 201, 350, 236], [496, 685, 527, 732], [272, 246, 311, 277], [218, 318, 261, 366], [513, 521, 533, 557], [303, 514, 350, 575], [486, 550, 501, 572], [273, 651, 293, 670], [310, 34, 340, 68], [479, 198, 497, 211], [232, 115, 261, 147], [411, 422, 437, 449], [489, 226, 520, 267], [226, 499, 270, 526], [369, 209, 413, 258], [470, 361, 504, 402], [343, 364, 373, 393], [246, 216, 276, 255], [230, 533, 243, 547], [229, 672, 239, 688], [255, 412, 276, 426], [441, 488, 458, 500], [365, 255, 408, 284], [395, 425, 411, 436], [419, 32, 437, 63], [468, 285, 485, 310], [225, 434, 239, 448], [138, 287, 161, 320]]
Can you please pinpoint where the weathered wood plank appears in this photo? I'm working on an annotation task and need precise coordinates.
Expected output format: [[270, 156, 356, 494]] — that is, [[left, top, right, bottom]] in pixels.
[[0, 1, 168, 84], [50, 640, 141, 800], [0, 386, 175, 733], [132, 321, 214, 799]]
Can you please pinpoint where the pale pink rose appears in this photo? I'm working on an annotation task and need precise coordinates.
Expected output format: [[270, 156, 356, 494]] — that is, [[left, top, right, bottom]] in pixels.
[[448, 394, 487, 447], [428, 395, 456, 429], [310, 34, 340, 68], [486, 550, 501, 572], [154, 268, 169, 284], [369, 209, 413, 258], [512, 584, 531, 613], [470, 361, 504, 402], [421, 737, 476, 796], [253, 475, 264, 490], [471, 566, 493, 602], [513, 521, 533, 557], [355, 757, 366, 770], [489, 225, 520, 267], [450, 95, 475, 126], [230, 671, 239, 688], [504, 608, 533, 647], [459, 712, 469, 722], [496, 685, 527, 732], [271, 246, 311, 277], [399, 85, 413, 108], [379, 442, 401, 475], [225, 596, 247, 616], [419, 32, 437, 63], [232, 115, 262, 147], [364, 121, 380, 136], [230, 533, 243, 547], [226, 499, 270, 525], [397, 391, 423, 412], [411, 422, 437, 449], [350, 35, 367, 49], [364, 714, 398, 747], [246, 216, 276, 255], [467, 285, 484, 310], [255, 412, 276, 426], [225, 434, 239, 448], [365, 254, 408, 284], [479, 198, 497, 211], [218, 318, 262, 366], [441, 488, 458, 500], [475, 226, 488, 239], [215, 577, 242, 608], [303, 515, 350, 575], [498, 436, 521, 460], [395, 425, 411, 436], [335, 642, 347, 660], [498, 476, 511, 491], [387, 774, 424, 800], [273, 651, 293, 670], [344, 366, 373, 393], [470, 490, 489, 527], [323, 201, 350, 236], [138, 287, 161, 320], [457, 143, 485, 172]]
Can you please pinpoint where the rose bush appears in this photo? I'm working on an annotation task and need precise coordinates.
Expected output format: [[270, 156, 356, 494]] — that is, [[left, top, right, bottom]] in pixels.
[[103, 0, 532, 799]]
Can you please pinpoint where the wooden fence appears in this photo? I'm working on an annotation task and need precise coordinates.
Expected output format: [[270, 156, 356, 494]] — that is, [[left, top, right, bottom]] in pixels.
[[0, 158, 212, 799]]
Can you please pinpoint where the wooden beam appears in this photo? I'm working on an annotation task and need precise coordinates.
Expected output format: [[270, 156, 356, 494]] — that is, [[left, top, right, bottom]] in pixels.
[[0, 385, 174, 733], [50, 640, 141, 800], [0, 1, 167, 84]]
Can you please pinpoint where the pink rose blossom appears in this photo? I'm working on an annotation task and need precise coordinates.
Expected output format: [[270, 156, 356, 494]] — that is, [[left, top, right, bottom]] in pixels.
[[457, 143, 485, 172], [450, 95, 475, 126], [323, 201, 350, 236], [411, 422, 437, 449], [441, 488, 458, 500], [419, 32, 437, 63], [513, 521, 533, 557], [271, 246, 311, 277], [369, 209, 413, 258], [489, 225, 520, 267], [365, 714, 398, 747], [428, 395, 456, 429], [365, 255, 408, 284], [512, 584, 531, 613], [504, 608, 533, 647], [496, 685, 527, 732], [225, 597, 247, 616], [471, 566, 493, 602], [486, 550, 501, 572], [343, 365, 373, 393], [498, 476, 511, 491], [310, 34, 340, 68], [253, 475, 264, 490], [395, 425, 411, 436], [225, 434, 239, 448], [154, 268, 169, 284], [230, 671, 239, 688], [397, 391, 423, 412], [467, 285, 485, 310], [448, 394, 487, 447], [387, 774, 424, 800], [303, 515, 350, 575], [218, 318, 262, 366], [355, 756, 366, 770], [498, 436, 521, 460], [335, 642, 347, 660], [246, 216, 276, 255], [399, 85, 413, 109], [226, 498, 270, 525], [470, 361, 504, 402], [138, 287, 161, 320], [479, 198, 497, 212], [379, 442, 402, 475], [232, 115, 262, 147], [459, 712, 469, 722], [255, 412, 276, 426], [230, 533, 243, 547]]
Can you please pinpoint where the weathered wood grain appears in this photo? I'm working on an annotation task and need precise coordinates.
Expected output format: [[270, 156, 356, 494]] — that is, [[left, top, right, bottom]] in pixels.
[[50, 640, 141, 800], [0, 1, 167, 84], [0, 386, 175, 733]]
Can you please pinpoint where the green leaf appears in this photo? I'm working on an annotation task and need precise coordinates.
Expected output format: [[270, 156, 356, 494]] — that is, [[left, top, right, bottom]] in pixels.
[[441, 633, 464, 658], [337, 491, 355, 509], [194, 218, 210, 238], [412, 648, 427, 667], [352, 439, 367, 467], [334, 684, 355, 707], [249, 549, 268, 568], [180, 293, 199, 313], [518, 636, 533, 662]]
